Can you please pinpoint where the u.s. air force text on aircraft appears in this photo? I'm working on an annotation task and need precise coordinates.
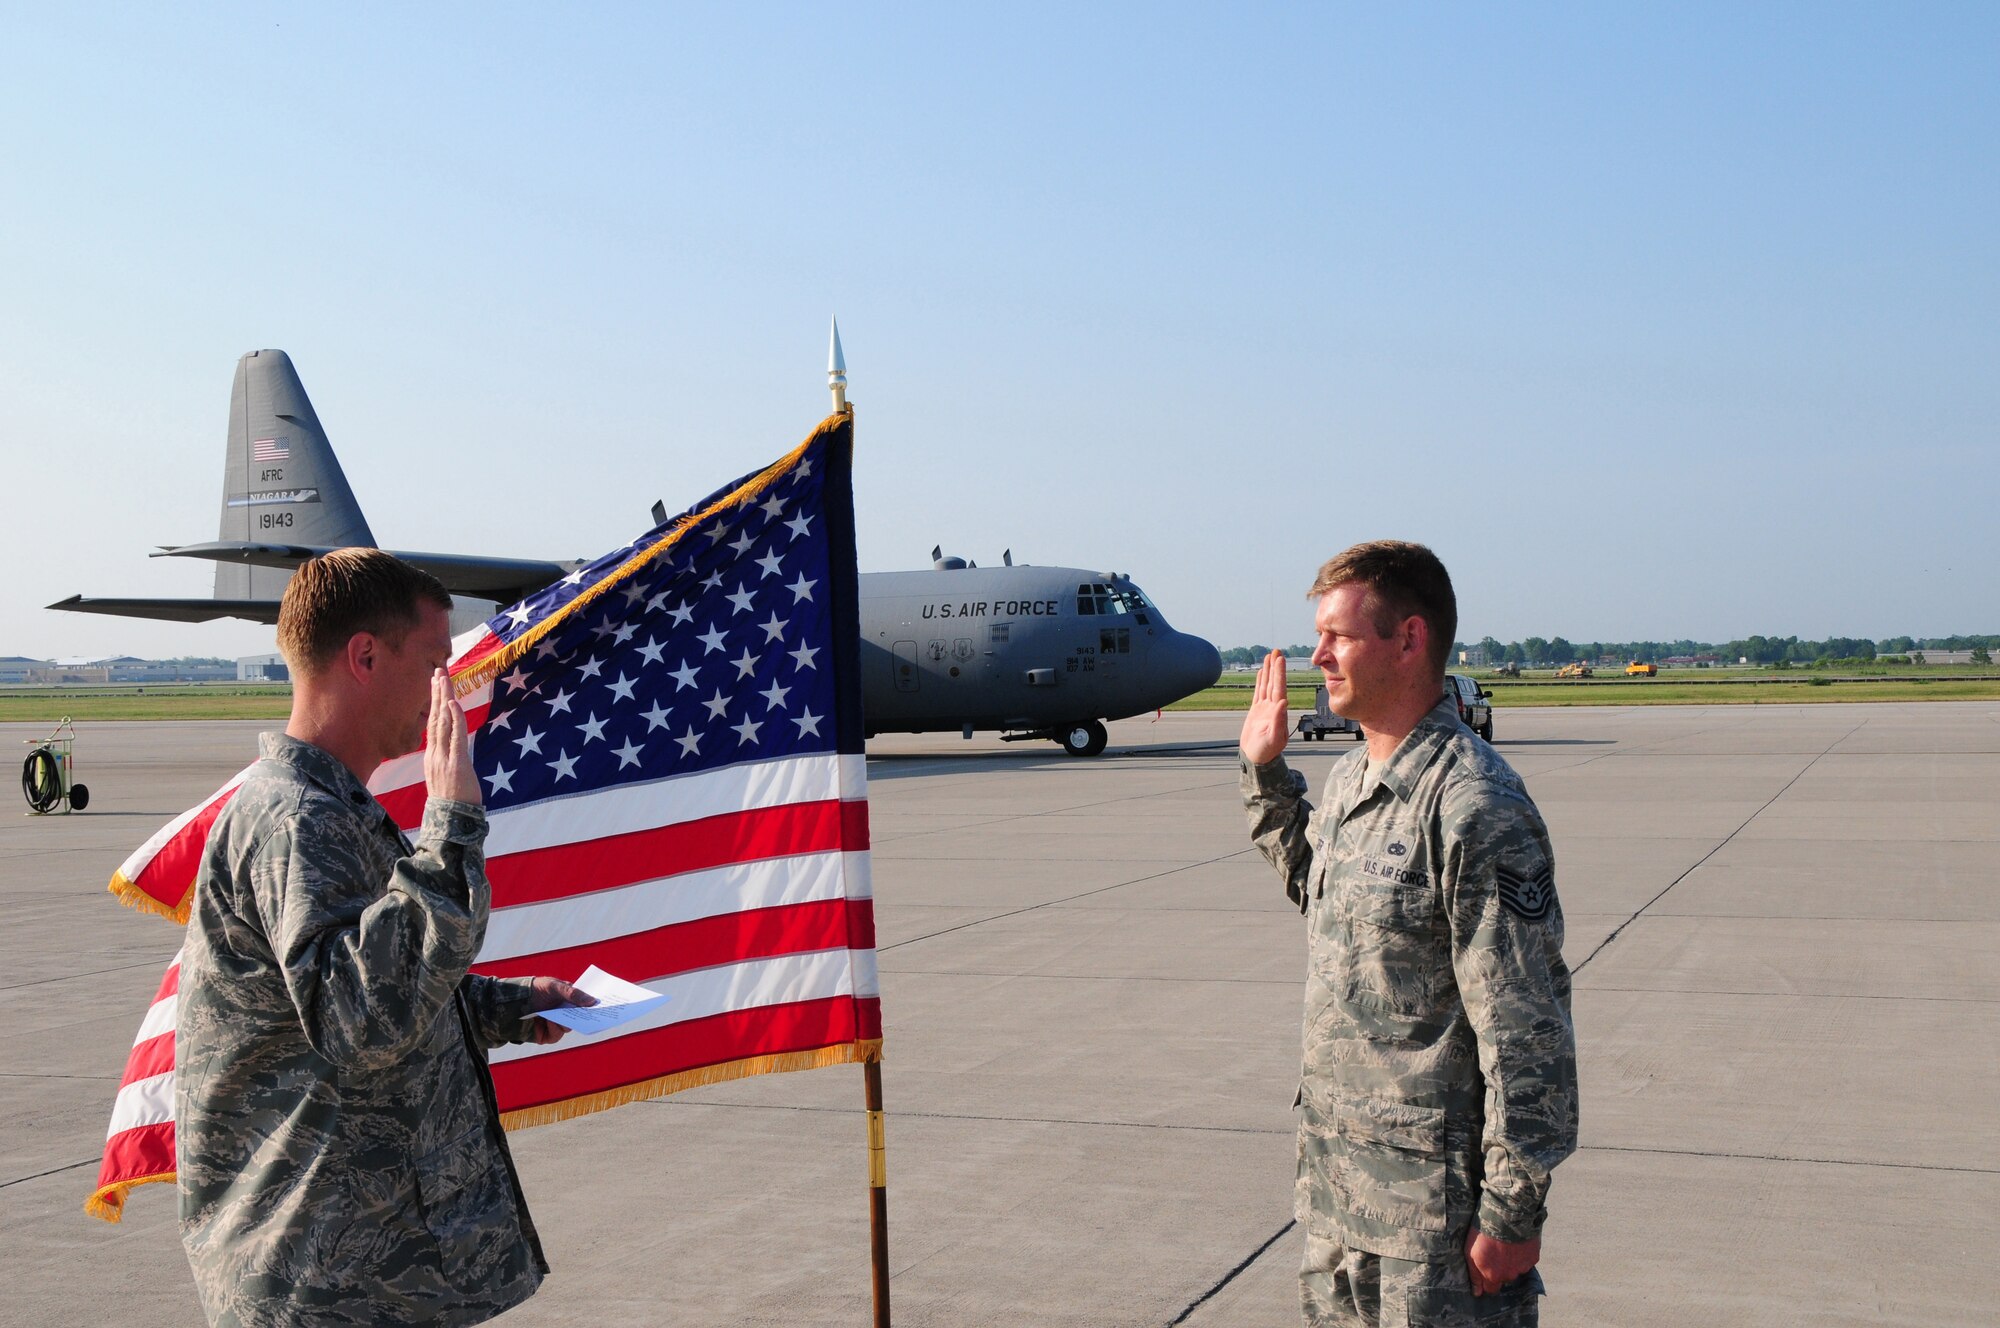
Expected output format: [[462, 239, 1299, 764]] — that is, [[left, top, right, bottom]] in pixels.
[[53, 346, 1223, 758], [920, 600, 1061, 620]]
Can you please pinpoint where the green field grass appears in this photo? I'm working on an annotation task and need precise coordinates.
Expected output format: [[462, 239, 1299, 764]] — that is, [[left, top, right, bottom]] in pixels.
[[0, 685, 294, 723], [1171, 674, 2000, 710], [7, 673, 1998, 724]]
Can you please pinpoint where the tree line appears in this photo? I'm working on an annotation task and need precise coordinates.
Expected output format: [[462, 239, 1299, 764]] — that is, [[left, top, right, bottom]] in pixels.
[[1219, 634, 2000, 669]]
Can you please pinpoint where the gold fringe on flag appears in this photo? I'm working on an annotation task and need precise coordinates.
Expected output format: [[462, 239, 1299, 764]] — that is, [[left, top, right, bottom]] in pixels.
[[107, 871, 193, 924], [83, 1169, 175, 1224], [83, 1040, 885, 1222], [453, 411, 850, 697], [499, 1038, 883, 1131]]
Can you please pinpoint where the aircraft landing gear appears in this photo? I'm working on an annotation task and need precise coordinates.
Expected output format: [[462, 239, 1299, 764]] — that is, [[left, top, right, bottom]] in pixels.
[[1058, 720, 1107, 758]]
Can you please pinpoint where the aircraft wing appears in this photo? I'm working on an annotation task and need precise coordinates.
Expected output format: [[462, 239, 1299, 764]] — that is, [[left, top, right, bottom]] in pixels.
[[46, 595, 283, 625], [150, 542, 578, 600]]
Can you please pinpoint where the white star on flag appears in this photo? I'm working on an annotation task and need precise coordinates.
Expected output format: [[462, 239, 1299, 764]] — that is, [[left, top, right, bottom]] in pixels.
[[86, 410, 881, 1232]]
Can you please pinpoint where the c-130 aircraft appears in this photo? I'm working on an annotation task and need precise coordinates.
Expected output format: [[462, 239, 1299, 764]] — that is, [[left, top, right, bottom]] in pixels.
[[53, 342, 1221, 757]]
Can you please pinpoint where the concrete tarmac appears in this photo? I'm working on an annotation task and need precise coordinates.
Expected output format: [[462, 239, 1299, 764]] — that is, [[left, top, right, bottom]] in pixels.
[[3, 703, 1995, 1326]]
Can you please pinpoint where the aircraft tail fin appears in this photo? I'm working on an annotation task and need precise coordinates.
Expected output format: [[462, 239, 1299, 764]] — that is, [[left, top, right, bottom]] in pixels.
[[215, 350, 376, 600]]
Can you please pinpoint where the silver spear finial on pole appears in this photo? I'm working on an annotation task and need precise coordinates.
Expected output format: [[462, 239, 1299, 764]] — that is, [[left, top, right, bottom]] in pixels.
[[828, 316, 849, 414]]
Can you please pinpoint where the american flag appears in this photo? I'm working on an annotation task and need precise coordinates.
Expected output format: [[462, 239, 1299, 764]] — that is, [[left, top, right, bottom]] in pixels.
[[250, 437, 289, 462], [90, 412, 879, 1220]]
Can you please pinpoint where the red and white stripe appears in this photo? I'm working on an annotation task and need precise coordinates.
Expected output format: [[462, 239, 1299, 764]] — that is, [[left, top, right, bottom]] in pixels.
[[90, 951, 183, 1217], [91, 644, 877, 1218]]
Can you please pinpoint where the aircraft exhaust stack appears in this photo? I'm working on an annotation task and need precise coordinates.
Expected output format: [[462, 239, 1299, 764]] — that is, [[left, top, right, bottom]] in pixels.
[[827, 316, 848, 414]]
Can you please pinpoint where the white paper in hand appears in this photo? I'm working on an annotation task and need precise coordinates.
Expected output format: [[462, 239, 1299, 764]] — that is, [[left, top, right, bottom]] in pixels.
[[537, 965, 671, 1036]]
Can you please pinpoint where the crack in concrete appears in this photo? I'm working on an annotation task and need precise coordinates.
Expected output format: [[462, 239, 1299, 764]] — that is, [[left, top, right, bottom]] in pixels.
[[1163, 1218, 1297, 1326], [1580, 1143, 2000, 1176], [648, 1097, 1292, 1136], [1574, 717, 1871, 973], [878, 848, 1256, 953]]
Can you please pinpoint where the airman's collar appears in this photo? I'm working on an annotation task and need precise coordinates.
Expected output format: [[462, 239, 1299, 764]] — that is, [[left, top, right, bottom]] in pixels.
[[258, 731, 380, 811], [1372, 697, 1463, 803]]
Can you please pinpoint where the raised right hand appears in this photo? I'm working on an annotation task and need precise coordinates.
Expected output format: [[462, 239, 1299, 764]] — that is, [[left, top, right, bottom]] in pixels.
[[1239, 649, 1291, 766], [425, 669, 483, 807]]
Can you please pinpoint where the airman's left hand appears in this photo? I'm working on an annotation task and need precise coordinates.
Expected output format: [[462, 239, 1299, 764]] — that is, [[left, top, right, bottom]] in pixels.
[[1465, 1225, 1540, 1296], [524, 976, 597, 1046]]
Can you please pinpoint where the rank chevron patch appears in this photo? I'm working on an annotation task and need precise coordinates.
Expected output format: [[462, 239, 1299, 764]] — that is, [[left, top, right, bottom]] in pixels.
[[1494, 862, 1555, 922]]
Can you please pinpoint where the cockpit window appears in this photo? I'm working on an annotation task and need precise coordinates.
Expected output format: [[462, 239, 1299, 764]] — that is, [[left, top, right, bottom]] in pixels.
[[1079, 582, 1155, 620], [1113, 587, 1151, 613], [1077, 583, 1116, 615]]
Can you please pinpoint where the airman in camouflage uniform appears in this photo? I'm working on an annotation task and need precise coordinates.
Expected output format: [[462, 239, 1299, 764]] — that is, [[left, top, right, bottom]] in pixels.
[[1240, 542, 1577, 1327], [178, 735, 547, 1327], [177, 549, 578, 1328]]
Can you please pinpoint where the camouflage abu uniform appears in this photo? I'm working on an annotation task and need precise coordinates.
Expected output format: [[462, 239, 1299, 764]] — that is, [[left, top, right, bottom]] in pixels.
[[1243, 697, 1578, 1326], [177, 733, 547, 1328]]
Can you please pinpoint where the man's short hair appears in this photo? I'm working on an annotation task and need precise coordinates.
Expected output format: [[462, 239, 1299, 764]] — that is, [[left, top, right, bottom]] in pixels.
[[1308, 540, 1457, 679], [276, 548, 452, 674]]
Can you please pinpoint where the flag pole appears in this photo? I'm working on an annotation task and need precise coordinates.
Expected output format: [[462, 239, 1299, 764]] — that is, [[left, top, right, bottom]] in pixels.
[[864, 1059, 890, 1327], [828, 315, 848, 414], [831, 314, 886, 1325]]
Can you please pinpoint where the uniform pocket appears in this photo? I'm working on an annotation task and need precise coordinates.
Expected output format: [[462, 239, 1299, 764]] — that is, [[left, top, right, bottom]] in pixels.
[[416, 1126, 515, 1282], [1335, 876, 1433, 932], [1302, 1086, 1449, 1234]]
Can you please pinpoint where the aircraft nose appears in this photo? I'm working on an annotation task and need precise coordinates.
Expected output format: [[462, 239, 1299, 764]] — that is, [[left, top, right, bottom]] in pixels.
[[1164, 633, 1223, 698]]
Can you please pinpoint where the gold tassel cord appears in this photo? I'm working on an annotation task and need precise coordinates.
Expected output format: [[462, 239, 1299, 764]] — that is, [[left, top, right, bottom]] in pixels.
[[453, 411, 851, 698], [96, 411, 852, 923]]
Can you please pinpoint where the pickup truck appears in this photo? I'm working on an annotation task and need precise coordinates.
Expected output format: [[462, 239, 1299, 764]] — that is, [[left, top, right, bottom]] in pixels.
[[1446, 673, 1495, 741]]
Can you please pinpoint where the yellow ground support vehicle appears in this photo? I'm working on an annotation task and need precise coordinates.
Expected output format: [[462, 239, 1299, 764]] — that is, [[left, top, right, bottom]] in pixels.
[[1554, 663, 1593, 679], [1625, 661, 1658, 676]]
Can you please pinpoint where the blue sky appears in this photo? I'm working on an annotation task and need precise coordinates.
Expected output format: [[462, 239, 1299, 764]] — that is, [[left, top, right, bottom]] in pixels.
[[3, 3, 1994, 659]]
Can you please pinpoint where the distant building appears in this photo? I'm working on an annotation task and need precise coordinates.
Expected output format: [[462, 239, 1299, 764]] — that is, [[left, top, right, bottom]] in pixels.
[[1906, 649, 1975, 665], [34, 656, 115, 684], [19, 655, 244, 684], [238, 653, 291, 682]]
